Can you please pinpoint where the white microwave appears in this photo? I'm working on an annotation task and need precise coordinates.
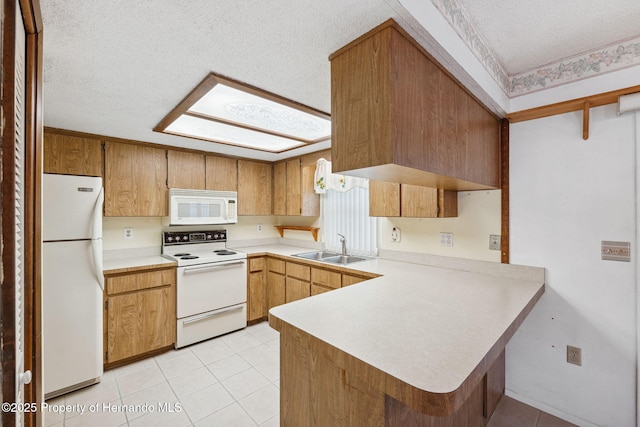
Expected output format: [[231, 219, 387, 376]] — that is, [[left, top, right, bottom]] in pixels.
[[164, 189, 238, 226]]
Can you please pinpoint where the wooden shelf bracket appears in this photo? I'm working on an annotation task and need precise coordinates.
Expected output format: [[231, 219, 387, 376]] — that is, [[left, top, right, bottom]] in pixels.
[[275, 226, 319, 241], [583, 101, 590, 141]]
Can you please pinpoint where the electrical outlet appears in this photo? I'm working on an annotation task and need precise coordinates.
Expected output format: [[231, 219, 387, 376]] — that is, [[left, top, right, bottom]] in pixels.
[[257, 224, 263, 232], [489, 234, 501, 250], [123, 227, 134, 240], [440, 232, 453, 247], [567, 345, 582, 366], [391, 227, 401, 243]]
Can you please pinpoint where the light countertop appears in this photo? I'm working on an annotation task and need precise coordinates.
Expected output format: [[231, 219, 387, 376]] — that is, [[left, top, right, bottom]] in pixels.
[[251, 244, 545, 398], [103, 242, 544, 399], [103, 255, 176, 275]]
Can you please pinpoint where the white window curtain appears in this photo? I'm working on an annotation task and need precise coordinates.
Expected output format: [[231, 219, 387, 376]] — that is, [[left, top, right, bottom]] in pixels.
[[315, 159, 377, 256]]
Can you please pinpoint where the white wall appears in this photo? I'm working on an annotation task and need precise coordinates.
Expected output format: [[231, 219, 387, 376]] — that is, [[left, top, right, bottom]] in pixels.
[[508, 104, 636, 426], [103, 216, 282, 250], [378, 190, 502, 262]]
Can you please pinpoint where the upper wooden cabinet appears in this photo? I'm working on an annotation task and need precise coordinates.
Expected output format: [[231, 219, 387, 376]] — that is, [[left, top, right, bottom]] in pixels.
[[237, 159, 272, 216], [167, 150, 205, 189], [104, 142, 168, 217], [44, 131, 103, 177], [330, 19, 500, 191], [273, 158, 319, 216], [369, 181, 457, 218], [206, 155, 237, 191]]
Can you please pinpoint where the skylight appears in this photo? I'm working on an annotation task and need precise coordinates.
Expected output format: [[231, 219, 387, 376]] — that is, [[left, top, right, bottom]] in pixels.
[[154, 73, 331, 153]]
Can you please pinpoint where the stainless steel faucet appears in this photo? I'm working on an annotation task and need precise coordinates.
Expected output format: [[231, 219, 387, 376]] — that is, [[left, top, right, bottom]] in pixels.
[[337, 233, 347, 256]]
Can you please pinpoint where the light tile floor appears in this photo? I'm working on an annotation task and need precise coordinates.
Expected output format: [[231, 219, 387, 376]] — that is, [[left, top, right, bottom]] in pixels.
[[44, 321, 576, 427], [44, 322, 280, 427]]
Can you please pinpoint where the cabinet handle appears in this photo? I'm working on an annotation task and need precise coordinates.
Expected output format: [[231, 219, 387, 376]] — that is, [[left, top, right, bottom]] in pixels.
[[182, 305, 244, 325], [183, 261, 245, 274]]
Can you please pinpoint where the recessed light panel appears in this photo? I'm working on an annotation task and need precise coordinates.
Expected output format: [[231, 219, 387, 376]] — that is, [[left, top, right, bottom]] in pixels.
[[155, 73, 331, 153]]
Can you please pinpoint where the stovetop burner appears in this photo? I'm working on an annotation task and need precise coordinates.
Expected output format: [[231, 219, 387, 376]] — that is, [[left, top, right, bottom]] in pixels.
[[161, 229, 246, 266], [214, 250, 237, 255]]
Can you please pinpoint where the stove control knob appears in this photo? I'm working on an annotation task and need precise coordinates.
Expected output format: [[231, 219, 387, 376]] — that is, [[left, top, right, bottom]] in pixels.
[[167, 236, 173, 242]]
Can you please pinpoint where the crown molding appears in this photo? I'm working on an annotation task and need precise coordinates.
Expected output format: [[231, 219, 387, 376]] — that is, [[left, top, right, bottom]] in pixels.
[[429, 0, 640, 98]]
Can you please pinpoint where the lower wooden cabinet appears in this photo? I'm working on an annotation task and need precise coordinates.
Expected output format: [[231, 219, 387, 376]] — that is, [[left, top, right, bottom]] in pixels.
[[248, 257, 267, 322], [267, 258, 286, 311], [104, 267, 176, 366], [286, 277, 311, 303], [250, 255, 380, 314]]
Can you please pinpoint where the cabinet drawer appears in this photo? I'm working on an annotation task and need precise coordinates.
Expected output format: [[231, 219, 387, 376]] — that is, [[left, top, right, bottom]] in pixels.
[[342, 274, 367, 287], [286, 262, 310, 281], [249, 257, 265, 272], [267, 257, 286, 274], [311, 284, 332, 296], [311, 268, 341, 289], [106, 269, 175, 295], [286, 277, 310, 303]]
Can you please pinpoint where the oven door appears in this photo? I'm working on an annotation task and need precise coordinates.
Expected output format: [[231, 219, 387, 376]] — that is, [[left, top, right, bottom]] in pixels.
[[176, 259, 247, 318]]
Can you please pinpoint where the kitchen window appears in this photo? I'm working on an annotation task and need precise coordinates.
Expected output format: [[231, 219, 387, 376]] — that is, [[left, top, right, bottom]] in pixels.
[[315, 159, 377, 256]]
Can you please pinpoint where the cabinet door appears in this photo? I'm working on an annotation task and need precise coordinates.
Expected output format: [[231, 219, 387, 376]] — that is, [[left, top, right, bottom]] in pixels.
[[311, 284, 332, 296], [168, 150, 205, 189], [342, 274, 367, 287], [272, 161, 287, 215], [237, 160, 272, 215], [248, 271, 266, 321], [206, 155, 237, 191], [104, 142, 168, 216], [369, 181, 400, 217], [300, 164, 320, 216], [401, 184, 438, 218], [311, 267, 341, 289], [286, 159, 301, 215], [286, 277, 310, 303], [44, 132, 102, 177], [106, 286, 175, 363], [438, 189, 458, 218], [267, 272, 285, 310]]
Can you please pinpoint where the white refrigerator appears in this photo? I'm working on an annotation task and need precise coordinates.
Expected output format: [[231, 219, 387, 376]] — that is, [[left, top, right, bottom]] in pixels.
[[43, 173, 104, 398]]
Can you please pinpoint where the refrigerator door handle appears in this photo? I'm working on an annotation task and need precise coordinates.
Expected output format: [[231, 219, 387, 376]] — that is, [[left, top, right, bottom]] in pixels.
[[91, 186, 104, 291], [91, 187, 104, 240], [91, 238, 104, 291]]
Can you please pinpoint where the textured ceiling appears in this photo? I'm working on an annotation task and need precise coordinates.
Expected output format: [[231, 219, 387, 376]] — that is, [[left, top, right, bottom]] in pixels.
[[456, 0, 640, 74], [41, 0, 640, 160]]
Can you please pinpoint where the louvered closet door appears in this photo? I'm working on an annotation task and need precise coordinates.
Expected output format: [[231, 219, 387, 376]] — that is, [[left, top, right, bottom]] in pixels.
[[13, 2, 29, 423]]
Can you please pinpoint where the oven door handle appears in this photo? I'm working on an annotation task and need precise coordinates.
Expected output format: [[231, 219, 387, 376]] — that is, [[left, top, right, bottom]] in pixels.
[[183, 261, 245, 274], [182, 305, 244, 325]]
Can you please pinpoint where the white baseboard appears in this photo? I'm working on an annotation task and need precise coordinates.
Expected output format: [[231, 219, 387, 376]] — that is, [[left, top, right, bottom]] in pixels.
[[505, 389, 599, 427]]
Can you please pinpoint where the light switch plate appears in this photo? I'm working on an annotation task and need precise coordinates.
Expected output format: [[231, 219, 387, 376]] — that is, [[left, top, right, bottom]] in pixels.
[[601, 241, 630, 262], [489, 234, 501, 251]]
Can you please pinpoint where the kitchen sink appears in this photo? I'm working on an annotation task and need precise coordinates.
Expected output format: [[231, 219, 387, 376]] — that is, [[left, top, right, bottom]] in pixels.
[[293, 251, 341, 261], [321, 255, 369, 265]]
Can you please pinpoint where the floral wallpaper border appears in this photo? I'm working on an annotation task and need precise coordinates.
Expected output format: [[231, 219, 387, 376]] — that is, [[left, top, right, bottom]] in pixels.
[[429, 0, 640, 97], [509, 37, 640, 96]]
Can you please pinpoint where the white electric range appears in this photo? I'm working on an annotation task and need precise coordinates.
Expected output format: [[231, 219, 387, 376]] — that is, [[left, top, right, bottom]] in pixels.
[[162, 230, 247, 348]]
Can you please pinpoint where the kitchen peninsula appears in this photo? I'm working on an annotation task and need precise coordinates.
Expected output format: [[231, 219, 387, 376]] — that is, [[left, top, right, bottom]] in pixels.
[[268, 253, 544, 426]]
